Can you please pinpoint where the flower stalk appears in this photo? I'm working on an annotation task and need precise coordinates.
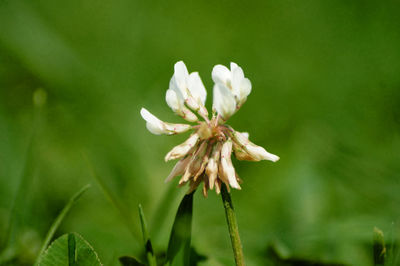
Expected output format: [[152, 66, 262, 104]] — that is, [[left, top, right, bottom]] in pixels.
[[221, 184, 245, 266]]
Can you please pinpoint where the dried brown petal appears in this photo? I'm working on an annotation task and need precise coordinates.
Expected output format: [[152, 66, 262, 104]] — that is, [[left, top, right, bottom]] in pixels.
[[179, 141, 207, 185], [220, 139, 241, 189], [214, 179, 221, 194], [202, 176, 209, 197], [165, 156, 192, 183], [206, 142, 222, 189], [165, 133, 199, 161], [187, 177, 202, 194]]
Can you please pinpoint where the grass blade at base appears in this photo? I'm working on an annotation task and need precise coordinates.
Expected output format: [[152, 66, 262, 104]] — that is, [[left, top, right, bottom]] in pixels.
[[34, 184, 91, 266], [166, 192, 194, 266], [373, 227, 386, 266], [83, 153, 141, 245], [138, 204, 157, 266]]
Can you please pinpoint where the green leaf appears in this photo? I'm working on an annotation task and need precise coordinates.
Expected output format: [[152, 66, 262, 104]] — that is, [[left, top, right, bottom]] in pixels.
[[37, 233, 102, 266], [119, 256, 146, 266], [34, 184, 91, 266], [138, 204, 157, 266], [166, 192, 194, 266]]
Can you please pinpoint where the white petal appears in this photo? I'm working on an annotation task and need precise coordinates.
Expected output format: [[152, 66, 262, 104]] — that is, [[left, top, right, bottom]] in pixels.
[[231, 130, 279, 162], [239, 78, 252, 103], [165, 134, 199, 161], [213, 83, 236, 120], [231, 64, 245, 97], [229, 63, 252, 106], [174, 61, 189, 93], [212, 64, 231, 85], [181, 106, 198, 122], [166, 87, 183, 113], [188, 72, 207, 105], [168, 123, 192, 134], [246, 145, 280, 162], [232, 132, 257, 161], [241, 132, 249, 139], [140, 108, 191, 135], [167, 71, 198, 121], [140, 108, 165, 135], [230, 62, 239, 71], [233, 146, 257, 161], [166, 91, 199, 123]]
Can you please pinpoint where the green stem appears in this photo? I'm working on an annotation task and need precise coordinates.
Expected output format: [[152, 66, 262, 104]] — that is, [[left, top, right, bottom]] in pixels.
[[221, 184, 245, 266]]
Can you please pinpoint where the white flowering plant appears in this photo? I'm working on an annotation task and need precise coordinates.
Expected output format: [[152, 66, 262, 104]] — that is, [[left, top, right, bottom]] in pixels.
[[141, 61, 279, 197], [139, 61, 279, 265]]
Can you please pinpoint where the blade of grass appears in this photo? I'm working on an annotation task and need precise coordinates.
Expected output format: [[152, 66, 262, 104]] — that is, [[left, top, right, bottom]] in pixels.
[[389, 222, 395, 266], [0, 100, 43, 257], [150, 183, 180, 241], [0, 139, 35, 258], [34, 184, 91, 266], [394, 246, 400, 266], [138, 204, 157, 266], [166, 191, 194, 265], [82, 152, 141, 245], [1, 134, 35, 252], [373, 227, 386, 266]]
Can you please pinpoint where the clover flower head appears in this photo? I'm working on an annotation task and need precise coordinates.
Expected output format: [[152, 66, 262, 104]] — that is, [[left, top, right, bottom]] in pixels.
[[141, 61, 279, 197]]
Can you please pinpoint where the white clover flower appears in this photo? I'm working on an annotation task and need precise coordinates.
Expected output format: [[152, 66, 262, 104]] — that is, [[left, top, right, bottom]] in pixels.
[[140, 61, 279, 197], [212, 62, 252, 116], [165, 61, 208, 122]]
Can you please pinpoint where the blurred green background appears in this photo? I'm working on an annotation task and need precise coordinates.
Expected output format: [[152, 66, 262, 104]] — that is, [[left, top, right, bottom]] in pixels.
[[1, 0, 400, 265]]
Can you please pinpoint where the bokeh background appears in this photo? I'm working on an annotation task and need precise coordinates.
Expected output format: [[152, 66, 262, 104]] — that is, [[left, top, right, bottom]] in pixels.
[[1, 0, 400, 265]]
